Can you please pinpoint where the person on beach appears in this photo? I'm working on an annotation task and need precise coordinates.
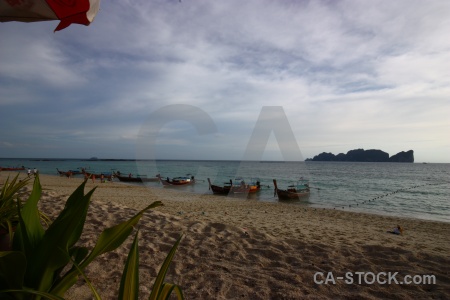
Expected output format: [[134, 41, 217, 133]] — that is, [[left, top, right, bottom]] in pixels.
[[33, 168, 38, 176], [387, 225, 403, 235], [27, 168, 31, 177], [92, 174, 96, 183]]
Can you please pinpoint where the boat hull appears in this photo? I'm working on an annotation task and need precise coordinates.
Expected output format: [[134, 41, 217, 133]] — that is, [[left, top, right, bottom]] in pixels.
[[273, 179, 310, 201], [159, 176, 195, 186], [275, 189, 310, 200], [115, 175, 159, 183], [210, 184, 232, 195], [83, 171, 113, 180], [1, 167, 25, 171], [230, 185, 260, 194], [207, 178, 232, 195], [56, 168, 82, 177], [228, 178, 261, 195]]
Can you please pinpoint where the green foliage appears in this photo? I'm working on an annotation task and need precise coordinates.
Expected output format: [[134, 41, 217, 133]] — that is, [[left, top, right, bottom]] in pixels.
[[0, 174, 30, 237], [149, 235, 184, 300], [0, 175, 184, 300], [0, 174, 50, 250], [119, 231, 184, 300]]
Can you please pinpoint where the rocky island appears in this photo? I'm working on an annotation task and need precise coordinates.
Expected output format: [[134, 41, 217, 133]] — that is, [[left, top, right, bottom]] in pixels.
[[305, 149, 414, 162]]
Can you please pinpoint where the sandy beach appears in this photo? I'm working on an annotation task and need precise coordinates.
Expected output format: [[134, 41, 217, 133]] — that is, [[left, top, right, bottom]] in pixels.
[[2, 172, 449, 299]]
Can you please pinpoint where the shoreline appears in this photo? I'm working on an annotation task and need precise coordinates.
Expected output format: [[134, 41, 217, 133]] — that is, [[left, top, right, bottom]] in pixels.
[[2, 161, 448, 224], [2, 172, 450, 299]]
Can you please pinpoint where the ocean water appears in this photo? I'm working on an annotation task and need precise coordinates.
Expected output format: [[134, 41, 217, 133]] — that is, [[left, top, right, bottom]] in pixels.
[[1, 158, 449, 223]]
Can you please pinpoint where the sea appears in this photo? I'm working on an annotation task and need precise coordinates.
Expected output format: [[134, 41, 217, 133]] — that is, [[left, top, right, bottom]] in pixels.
[[1, 158, 449, 223]]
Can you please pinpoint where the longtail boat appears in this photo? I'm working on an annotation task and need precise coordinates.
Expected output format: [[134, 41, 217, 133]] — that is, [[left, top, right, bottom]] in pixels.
[[0, 166, 25, 171], [229, 177, 261, 195], [159, 175, 195, 186], [207, 178, 232, 195], [273, 179, 310, 200], [82, 169, 114, 180], [56, 168, 82, 177], [114, 171, 160, 183]]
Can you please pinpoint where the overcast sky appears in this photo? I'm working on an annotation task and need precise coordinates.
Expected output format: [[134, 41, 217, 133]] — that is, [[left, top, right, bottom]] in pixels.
[[1, 0, 449, 162]]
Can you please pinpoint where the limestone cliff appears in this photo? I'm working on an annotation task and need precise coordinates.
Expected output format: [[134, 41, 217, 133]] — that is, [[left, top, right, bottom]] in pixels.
[[306, 149, 414, 162]]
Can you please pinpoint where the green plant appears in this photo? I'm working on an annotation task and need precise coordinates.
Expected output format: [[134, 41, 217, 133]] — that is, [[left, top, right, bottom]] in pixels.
[[0, 174, 29, 236], [0, 174, 38, 251], [0, 175, 184, 300], [120, 231, 184, 300]]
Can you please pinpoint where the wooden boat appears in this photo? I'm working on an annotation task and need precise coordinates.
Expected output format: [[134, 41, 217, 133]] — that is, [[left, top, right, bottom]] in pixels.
[[114, 171, 160, 183], [0, 166, 25, 171], [273, 179, 310, 200], [207, 178, 232, 195], [82, 169, 114, 180], [159, 175, 195, 186], [229, 178, 261, 195], [56, 168, 82, 177]]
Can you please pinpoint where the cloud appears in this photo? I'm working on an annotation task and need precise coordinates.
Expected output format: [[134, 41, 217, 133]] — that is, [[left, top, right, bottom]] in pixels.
[[0, 0, 449, 162], [0, 28, 87, 88]]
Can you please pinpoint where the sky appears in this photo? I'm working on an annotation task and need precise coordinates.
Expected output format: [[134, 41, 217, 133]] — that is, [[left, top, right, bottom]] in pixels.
[[1, 0, 449, 163]]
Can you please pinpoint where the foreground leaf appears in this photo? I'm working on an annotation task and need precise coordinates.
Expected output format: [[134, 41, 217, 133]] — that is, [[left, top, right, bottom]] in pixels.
[[82, 201, 162, 267], [0, 174, 31, 246], [0, 288, 65, 300], [149, 235, 184, 300], [13, 176, 45, 252], [25, 184, 95, 292], [67, 251, 101, 300], [119, 230, 140, 300], [158, 283, 184, 300], [51, 201, 163, 296], [0, 251, 26, 290]]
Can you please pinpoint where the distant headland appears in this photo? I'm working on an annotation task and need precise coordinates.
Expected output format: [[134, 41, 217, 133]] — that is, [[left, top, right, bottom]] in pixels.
[[305, 149, 414, 163]]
